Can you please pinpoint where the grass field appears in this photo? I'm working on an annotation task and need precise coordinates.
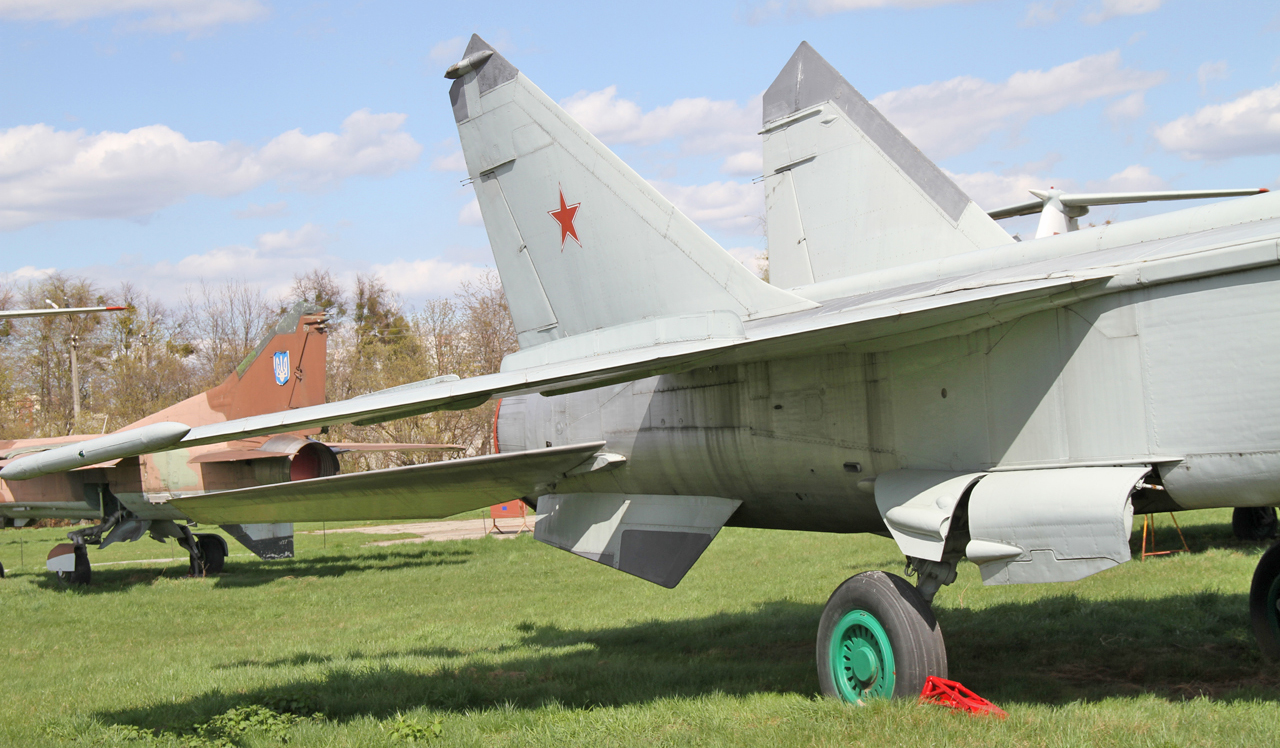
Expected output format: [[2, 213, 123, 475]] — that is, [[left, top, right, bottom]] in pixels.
[[1, 509, 1278, 746]]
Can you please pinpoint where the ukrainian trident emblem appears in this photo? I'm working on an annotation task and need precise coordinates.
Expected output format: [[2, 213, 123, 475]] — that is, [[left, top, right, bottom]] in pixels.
[[272, 351, 290, 386]]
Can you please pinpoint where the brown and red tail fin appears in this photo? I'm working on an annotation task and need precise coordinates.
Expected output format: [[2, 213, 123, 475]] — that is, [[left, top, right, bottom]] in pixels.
[[129, 303, 329, 430]]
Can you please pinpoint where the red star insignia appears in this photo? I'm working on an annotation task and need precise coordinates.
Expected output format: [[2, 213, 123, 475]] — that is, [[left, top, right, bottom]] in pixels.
[[548, 187, 581, 248]]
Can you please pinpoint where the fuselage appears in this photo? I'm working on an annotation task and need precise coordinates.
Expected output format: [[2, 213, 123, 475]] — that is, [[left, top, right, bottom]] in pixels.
[[500, 216, 1280, 530]]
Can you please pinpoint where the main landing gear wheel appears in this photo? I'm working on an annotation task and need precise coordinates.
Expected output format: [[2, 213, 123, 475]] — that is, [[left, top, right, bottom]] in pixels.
[[1250, 541, 1280, 660], [817, 571, 947, 703], [196, 534, 227, 576], [1234, 507, 1278, 542]]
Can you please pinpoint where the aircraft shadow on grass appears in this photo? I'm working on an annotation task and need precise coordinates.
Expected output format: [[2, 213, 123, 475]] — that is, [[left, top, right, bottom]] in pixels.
[[33, 547, 474, 594], [99, 591, 1280, 735]]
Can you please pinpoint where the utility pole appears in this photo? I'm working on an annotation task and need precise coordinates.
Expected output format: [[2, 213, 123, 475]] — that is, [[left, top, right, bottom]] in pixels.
[[70, 333, 80, 429], [46, 298, 83, 430]]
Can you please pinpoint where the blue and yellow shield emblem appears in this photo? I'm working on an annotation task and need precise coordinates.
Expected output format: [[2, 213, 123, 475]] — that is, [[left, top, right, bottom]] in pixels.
[[272, 351, 290, 386]]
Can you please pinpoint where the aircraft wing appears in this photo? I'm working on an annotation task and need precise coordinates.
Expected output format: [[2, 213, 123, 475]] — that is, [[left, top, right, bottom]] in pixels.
[[169, 442, 603, 524], [0, 270, 1128, 480]]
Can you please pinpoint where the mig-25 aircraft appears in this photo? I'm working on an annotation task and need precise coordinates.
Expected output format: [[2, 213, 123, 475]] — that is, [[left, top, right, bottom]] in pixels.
[[0, 302, 460, 584], [8, 37, 1280, 705]]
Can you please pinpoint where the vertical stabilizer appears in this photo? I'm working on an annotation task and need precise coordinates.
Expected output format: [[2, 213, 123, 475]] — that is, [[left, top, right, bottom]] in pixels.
[[762, 43, 1013, 289], [127, 302, 329, 429], [449, 36, 816, 350]]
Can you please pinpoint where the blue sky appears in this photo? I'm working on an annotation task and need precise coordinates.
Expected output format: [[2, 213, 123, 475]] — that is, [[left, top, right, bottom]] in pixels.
[[2, 0, 1278, 309]]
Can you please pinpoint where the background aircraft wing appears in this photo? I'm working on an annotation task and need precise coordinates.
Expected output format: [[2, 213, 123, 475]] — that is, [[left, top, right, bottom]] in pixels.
[[169, 442, 604, 524], [0, 305, 127, 319]]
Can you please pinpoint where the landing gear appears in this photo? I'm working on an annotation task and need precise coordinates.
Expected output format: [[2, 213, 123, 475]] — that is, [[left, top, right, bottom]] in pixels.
[[1251, 541, 1280, 660], [51, 543, 93, 586], [1234, 507, 1278, 541], [817, 571, 947, 703], [195, 534, 227, 576]]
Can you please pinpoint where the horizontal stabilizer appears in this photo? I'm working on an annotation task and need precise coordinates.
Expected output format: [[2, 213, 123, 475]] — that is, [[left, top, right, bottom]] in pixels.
[[171, 442, 604, 524], [987, 187, 1272, 239]]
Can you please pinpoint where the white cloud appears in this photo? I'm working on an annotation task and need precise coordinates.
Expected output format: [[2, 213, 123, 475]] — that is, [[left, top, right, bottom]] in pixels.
[[1021, 0, 1071, 26], [458, 199, 483, 227], [721, 150, 764, 177], [947, 169, 1072, 212], [63, 223, 336, 304], [1106, 91, 1146, 124], [0, 0, 269, 33], [233, 200, 288, 219], [806, 0, 978, 9], [1197, 61, 1229, 95], [1155, 84, 1280, 160], [561, 86, 760, 173], [1082, 0, 1160, 24], [431, 148, 467, 172], [369, 258, 488, 299], [254, 223, 328, 256], [255, 110, 422, 189], [651, 180, 763, 235], [1, 266, 55, 284], [0, 109, 421, 230], [725, 246, 768, 277], [429, 36, 466, 66], [1083, 164, 1168, 192], [743, 0, 986, 22], [872, 51, 1165, 159]]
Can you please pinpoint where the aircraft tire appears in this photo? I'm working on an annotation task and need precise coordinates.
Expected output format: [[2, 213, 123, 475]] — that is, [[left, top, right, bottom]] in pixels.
[[1233, 507, 1278, 542], [57, 545, 91, 586], [816, 570, 946, 703], [197, 534, 227, 576], [1250, 541, 1280, 660]]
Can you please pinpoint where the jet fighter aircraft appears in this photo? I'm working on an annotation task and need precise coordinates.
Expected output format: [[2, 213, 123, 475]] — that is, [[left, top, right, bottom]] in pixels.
[[0, 302, 461, 584], [8, 38, 1280, 705]]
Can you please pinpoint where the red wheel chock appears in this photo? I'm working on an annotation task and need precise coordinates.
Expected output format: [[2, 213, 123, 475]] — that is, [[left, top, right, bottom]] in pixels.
[[919, 676, 1007, 719]]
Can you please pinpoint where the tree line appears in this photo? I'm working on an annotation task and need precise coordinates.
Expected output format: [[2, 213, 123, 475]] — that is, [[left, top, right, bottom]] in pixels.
[[0, 270, 517, 468]]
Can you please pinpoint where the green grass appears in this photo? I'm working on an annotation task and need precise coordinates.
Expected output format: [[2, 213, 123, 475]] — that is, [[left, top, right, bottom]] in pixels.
[[1, 509, 1278, 746]]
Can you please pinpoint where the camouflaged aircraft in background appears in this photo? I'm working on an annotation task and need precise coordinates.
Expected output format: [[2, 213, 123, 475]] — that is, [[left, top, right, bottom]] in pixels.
[[0, 302, 460, 584], [9, 37, 1280, 704]]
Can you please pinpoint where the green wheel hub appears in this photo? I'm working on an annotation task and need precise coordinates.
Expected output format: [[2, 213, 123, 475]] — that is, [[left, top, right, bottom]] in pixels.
[[829, 609, 895, 703]]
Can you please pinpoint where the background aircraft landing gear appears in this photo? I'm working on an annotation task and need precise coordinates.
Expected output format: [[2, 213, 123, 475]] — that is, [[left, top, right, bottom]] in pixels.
[[56, 544, 92, 586], [1250, 541, 1280, 660], [195, 534, 227, 576], [816, 571, 947, 703], [1234, 507, 1278, 541]]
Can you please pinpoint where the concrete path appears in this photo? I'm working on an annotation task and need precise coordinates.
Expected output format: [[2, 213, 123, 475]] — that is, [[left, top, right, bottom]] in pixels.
[[306, 516, 539, 545]]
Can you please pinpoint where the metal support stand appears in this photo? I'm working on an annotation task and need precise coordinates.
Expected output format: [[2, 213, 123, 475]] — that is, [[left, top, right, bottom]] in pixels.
[[1141, 513, 1190, 559]]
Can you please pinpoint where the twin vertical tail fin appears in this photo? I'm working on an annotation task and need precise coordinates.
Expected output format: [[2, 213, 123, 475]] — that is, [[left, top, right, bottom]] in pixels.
[[761, 42, 1014, 289], [448, 35, 815, 351]]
